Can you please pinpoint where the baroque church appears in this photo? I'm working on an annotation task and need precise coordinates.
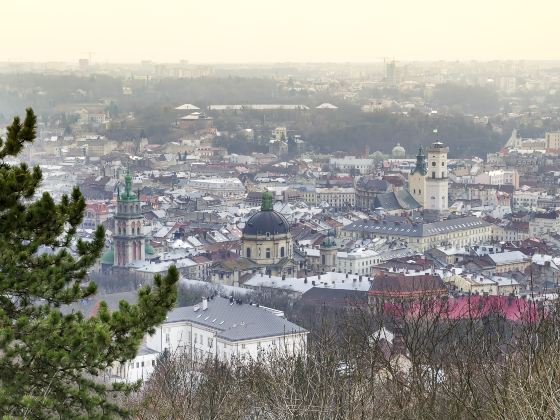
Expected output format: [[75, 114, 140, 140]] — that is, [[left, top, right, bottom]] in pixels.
[[210, 191, 298, 285]]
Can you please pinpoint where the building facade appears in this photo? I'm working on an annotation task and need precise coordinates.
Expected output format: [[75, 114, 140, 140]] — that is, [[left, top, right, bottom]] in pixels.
[[341, 216, 493, 252]]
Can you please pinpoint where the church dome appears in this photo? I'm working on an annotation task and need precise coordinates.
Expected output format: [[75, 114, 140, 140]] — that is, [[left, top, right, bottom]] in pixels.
[[243, 191, 290, 236], [392, 143, 406, 158]]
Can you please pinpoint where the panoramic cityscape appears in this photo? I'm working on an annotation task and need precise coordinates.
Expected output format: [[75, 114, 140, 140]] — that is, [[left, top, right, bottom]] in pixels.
[[2, 1, 560, 418]]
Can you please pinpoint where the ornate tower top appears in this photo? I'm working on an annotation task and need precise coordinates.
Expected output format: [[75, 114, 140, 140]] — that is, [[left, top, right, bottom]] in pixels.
[[119, 170, 137, 201], [261, 191, 273, 211], [321, 230, 337, 248], [411, 146, 427, 176]]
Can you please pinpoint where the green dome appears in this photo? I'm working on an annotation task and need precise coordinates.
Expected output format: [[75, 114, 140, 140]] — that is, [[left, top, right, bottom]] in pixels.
[[101, 248, 114, 265], [145, 243, 155, 255]]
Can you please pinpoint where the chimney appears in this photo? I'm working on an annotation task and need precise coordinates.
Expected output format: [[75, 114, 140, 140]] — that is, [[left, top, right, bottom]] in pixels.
[[312, 280, 316, 286], [282, 275, 286, 281], [202, 297, 208, 311], [304, 277, 308, 284], [346, 273, 349, 278]]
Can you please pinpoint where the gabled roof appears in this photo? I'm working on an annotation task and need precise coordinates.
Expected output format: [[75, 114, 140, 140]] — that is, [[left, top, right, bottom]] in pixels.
[[175, 104, 200, 110]]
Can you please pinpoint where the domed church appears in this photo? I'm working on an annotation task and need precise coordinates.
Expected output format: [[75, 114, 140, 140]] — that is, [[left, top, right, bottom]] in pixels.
[[242, 191, 293, 264], [210, 191, 298, 286]]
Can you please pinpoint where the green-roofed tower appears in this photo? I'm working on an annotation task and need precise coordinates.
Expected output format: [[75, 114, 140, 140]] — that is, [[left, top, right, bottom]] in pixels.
[[112, 170, 145, 267]]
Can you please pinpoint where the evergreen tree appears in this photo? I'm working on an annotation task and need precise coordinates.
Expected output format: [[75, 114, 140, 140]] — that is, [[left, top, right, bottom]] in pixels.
[[0, 109, 178, 417]]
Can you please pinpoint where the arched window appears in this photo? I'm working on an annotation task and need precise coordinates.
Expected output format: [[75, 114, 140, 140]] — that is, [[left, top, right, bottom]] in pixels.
[[280, 247, 285, 258], [246, 248, 251, 258]]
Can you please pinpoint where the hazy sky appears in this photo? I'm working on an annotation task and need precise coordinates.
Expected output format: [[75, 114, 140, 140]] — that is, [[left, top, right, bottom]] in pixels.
[[4, 0, 560, 63]]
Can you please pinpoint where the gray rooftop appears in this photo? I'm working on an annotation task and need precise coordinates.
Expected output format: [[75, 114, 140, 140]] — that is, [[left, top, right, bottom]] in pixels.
[[342, 216, 489, 237], [165, 297, 307, 341]]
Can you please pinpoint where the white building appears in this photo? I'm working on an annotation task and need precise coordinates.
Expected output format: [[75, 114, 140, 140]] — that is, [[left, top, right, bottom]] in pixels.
[[105, 345, 160, 384], [304, 247, 380, 276], [329, 156, 375, 174], [302, 187, 356, 209], [188, 178, 245, 197], [513, 190, 542, 211], [146, 297, 307, 362], [425, 142, 449, 213], [474, 169, 519, 189]]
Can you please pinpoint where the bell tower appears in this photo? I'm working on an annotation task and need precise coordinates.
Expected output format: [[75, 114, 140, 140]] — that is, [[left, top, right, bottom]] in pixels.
[[425, 141, 449, 214], [114, 171, 145, 267]]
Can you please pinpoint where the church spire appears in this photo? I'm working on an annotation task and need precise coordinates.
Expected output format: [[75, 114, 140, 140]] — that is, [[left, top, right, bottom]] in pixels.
[[411, 145, 427, 175]]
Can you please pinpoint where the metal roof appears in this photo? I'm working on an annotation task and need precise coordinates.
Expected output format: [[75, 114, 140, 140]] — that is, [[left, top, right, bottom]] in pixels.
[[342, 216, 490, 238], [165, 297, 307, 341]]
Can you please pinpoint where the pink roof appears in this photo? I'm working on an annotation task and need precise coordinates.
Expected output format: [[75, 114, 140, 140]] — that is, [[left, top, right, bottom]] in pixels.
[[384, 295, 543, 323]]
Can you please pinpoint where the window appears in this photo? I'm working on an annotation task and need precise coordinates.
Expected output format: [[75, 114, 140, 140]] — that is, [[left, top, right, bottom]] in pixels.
[[266, 248, 271, 258], [432, 172, 435, 179], [141, 361, 144, 367], [442, 162, 445, 166], [442, 172, 445, 178], [241, 344, 246, 349], [246, 247, 251, 258], [136, 362, 139, 368], [432, 161, 436, 166], [419, 189, 421, 194], [165, 333, 170, 343], [208, 337, 213, 348], [152, 360, 155, 366], [280, 247, 285, 257]]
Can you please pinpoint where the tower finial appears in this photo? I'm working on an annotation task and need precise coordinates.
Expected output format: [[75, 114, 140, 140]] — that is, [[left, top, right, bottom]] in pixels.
[[261, 191, 273, 211]]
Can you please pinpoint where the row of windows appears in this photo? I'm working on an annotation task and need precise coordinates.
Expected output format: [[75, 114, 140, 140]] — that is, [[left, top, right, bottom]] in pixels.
[[247, 246, 285, 259], [129, 359, 156, 369]]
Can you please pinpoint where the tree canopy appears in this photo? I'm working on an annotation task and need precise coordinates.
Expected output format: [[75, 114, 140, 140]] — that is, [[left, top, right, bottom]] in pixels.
[[0, 109, 178, 418]]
